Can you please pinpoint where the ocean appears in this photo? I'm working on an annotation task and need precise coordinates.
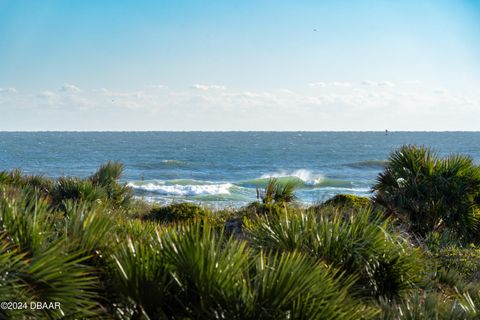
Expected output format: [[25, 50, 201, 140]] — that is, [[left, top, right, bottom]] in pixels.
[[0, 132, 479, 208]]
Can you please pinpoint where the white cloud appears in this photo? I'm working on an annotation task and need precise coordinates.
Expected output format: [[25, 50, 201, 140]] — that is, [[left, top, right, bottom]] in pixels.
[[331, 81, 351, 87], [360, 80, 376, 86], [191, 84, 226, 91], [99, 89, 155, 110], [308, 81, 352, 88], [0, 87, 17, 93], [38, 91, 57, 98], [378, 81, 395, 87], [308, 82, 327, 87], [61, 84, 82, 93], [403, 80, 422, 85], [433, 88, 449, 95], [150, 84, 169, 89], [361, 80, 395, 87], [2, 80, 480, 130], [36, 90, 62, 107]]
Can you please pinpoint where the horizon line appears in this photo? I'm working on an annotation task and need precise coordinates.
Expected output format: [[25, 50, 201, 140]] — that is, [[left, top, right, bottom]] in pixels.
[[1, 130, 480, 133]]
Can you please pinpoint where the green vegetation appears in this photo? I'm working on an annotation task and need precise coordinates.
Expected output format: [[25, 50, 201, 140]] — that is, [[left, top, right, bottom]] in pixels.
[[245, 208, 422, 299], [373, 145, 480, 242], [143, 202, 210, 223], [1, 144, 480, 319], [243, 178, 301, 216], [321, 193, 371, 209], [0, 161, 133, 211], [110, 222, 374, 319], [257, 178, 299, 205]]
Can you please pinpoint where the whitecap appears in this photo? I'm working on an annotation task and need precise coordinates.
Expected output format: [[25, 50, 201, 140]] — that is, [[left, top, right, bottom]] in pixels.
[[260, 169, 324, 186], [127, 181, 232, 196]]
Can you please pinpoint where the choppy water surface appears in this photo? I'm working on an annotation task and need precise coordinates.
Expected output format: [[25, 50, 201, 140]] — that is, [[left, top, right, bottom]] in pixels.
[[0, 132, 479, 207]]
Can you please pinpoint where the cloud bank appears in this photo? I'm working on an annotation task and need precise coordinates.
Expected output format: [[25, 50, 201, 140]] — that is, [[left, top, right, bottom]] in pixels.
[[0, 81, 478, 131]]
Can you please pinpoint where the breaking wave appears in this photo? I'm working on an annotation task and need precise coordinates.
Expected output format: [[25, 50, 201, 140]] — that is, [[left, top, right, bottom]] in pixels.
[[260, 169, 323, 186], [127, 169, 364, 200], [238, 169, 354, 188], [127, 180, 232, 196]]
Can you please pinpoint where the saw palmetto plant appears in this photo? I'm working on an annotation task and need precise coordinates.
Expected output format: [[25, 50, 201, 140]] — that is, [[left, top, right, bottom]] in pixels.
[[373, 145, 480, 242]]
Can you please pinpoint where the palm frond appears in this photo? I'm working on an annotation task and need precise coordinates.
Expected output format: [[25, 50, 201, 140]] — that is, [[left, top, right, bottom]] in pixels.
[[252, 251, 378, 320], [0, 190, 60, 255], [245, 207, 423, 299], [257, 178, 299, 205], [372, 144, 480, 242]]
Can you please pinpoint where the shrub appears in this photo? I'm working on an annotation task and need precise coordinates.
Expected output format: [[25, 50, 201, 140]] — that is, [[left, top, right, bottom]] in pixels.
[[322, 194, 372, 209], [51, 177, 106, 208], [89, 161, 132, 206], [89, 161, 124, 187], [47, 162, 133, 209], [430, 245, 480, 283], [249, 251, 377, 320], [245, 207, 423, 299], [373, 145, 480, 241], [62, 201, 116, 255], [110, 220, 377, 319], [377, 290, 480, 320], [0, 169, 53, 194], [0, 190, 60, 255], [242, 201, 289, 218], [257, 178, 299, 205], [0, 191, 102, 318], [143, 202, 210, 223]]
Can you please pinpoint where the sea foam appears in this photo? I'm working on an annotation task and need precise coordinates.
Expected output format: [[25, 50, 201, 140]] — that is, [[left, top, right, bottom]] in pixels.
[[127, 181, 232, 196], [260, 169, 324, 186]]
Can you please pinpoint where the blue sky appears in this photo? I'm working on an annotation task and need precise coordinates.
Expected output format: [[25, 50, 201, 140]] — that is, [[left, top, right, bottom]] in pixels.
[[0, 0, 479, 130]]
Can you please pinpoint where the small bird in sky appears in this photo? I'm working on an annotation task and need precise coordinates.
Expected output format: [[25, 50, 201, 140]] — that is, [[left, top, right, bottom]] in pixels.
[[313, 29, 317, 31]]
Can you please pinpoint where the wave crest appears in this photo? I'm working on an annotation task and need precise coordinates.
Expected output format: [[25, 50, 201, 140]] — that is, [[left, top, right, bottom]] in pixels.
[[127, 180, 232, 196], [239, 169, 353, 188], [260, 169, 324, 186]]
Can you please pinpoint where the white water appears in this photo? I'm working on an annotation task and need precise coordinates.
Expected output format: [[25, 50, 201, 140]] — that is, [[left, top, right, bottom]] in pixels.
[[260, 169, 324, 186], [127, 181, 233, 196]]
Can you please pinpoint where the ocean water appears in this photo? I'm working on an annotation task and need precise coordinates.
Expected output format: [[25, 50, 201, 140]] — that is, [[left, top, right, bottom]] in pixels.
[[0, 132, 479, 208]]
